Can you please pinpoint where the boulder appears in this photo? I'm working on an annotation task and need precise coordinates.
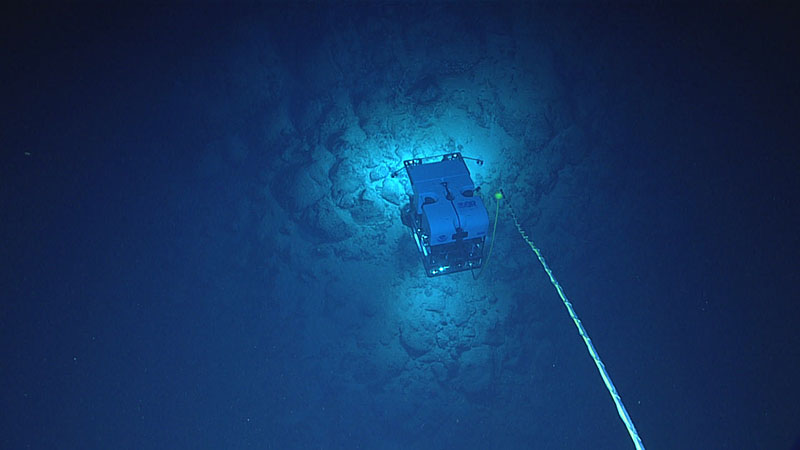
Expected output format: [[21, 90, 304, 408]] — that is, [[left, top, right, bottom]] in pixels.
[[369, 165, 390, 181], [282, 169, 327, 213], [350, 188, 387, 225], [457, 346, 493, 394], [399, 320, 435, 358], [304, 198, 352, 243], [330, 159, 363, 209], [380, 177, 406, 206]]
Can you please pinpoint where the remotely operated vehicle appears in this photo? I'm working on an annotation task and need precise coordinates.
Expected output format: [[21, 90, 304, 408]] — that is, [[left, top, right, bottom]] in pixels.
[[393, 153, 489, 277]]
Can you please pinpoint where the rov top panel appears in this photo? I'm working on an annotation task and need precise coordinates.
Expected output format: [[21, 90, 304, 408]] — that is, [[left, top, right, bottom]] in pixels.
[[404, 153, 472, 190]]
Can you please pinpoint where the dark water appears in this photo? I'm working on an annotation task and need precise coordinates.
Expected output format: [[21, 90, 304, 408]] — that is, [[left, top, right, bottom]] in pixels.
[[2, 2, 798, 449]]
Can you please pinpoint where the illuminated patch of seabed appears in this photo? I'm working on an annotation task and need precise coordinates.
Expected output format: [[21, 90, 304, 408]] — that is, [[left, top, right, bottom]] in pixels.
[[387, 273, 488, 358], [346, 108, 521, 398], [373, 99, 503, 155]]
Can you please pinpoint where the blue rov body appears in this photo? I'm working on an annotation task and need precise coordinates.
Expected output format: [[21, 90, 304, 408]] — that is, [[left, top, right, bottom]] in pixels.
[[400, 153, 489, 277]]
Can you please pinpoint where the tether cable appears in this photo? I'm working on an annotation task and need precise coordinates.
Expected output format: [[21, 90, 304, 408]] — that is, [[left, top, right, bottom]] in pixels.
[[504, 190, 645, 450]]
